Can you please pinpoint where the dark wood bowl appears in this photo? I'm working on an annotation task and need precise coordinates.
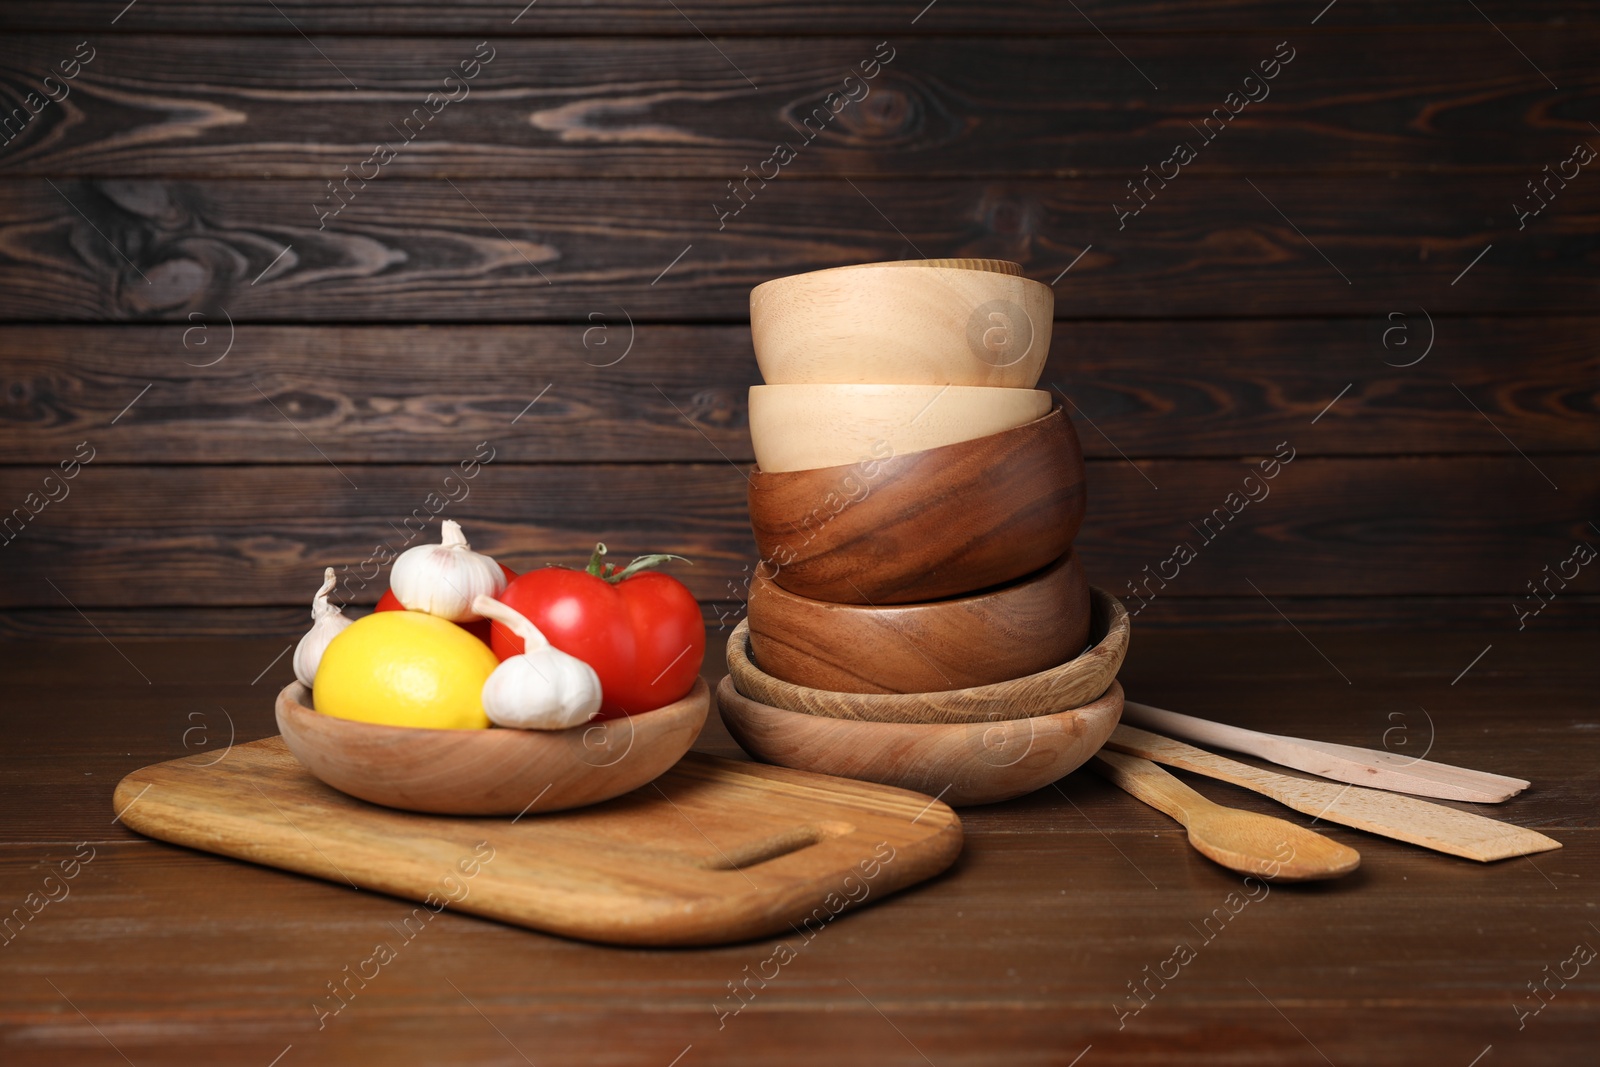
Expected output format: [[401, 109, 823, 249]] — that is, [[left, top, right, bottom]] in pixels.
[[747, 406, 1084, 604], [748, 550, 1091, 694], [727, 587, 1130, 725], [718, 675, 1123, 807], [275, 678, 708, 815]]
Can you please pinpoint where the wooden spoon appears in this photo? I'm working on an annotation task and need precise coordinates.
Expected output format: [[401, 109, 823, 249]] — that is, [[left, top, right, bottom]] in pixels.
[[1091, 751, 1360, 882], [1107, 725, 1563, 862]]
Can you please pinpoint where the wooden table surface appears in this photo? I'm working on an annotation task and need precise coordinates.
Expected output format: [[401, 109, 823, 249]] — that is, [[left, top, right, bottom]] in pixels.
[[2, 628, 1595, 1066]]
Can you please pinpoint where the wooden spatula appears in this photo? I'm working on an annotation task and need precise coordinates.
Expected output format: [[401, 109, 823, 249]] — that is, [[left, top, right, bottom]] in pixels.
[[1122, 701, 1528, 803], [1090, 752, 1360, 881], [1107, 725, 1562, 863]]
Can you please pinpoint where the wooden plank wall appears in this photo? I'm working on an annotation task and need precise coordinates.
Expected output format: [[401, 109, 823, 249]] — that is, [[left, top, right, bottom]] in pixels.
[[0, 2, 1595, 639]]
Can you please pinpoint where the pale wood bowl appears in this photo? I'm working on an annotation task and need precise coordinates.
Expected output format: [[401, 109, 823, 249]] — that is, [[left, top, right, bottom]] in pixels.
[[274, 678, 709, 815], [749, 550, 1091, 694], [748, 384, 1051, 474], [727, 587, 1130, 725], [718, 675, 1123, 807], [748, 406, 1084, 604], [750, 262, 1053, 387]]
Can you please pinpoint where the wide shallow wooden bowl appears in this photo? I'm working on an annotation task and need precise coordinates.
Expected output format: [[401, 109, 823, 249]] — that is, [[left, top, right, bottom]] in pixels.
[[748, 384, 1051, 474], [729, 587, 1128, 725], [750, 261, 1052, 387], [748, 405, 1084, 604], [749, 550, 1091, 694], [275, 678, 709, 815], [718, 675, 1123, 807]]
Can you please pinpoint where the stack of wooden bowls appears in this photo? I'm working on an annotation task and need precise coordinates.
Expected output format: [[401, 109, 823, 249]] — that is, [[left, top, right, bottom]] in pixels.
[[720, 259, 1130, 806]]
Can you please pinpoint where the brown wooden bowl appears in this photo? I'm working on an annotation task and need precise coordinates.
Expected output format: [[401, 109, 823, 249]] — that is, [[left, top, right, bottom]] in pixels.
[[727, 587, 1129, 725], [718, 675, 1123, 807], [748, 405, 1084, 605], [748, 550, 1091, 694], [274, 678, 709, 816]]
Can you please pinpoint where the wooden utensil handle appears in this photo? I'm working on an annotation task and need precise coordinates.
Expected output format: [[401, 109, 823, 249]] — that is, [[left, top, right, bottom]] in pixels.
[[1122, 701, 1268, 754], [1123, 700, 1529, 802], [1109, 724, 1312, 802], [1090, 751, 1215, 826]]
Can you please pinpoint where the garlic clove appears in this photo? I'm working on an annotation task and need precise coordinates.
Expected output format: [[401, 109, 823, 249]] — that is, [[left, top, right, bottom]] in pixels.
[[294, 567, 352, 687], [473, 595, 603, 730], [389, 519, 507, 622]]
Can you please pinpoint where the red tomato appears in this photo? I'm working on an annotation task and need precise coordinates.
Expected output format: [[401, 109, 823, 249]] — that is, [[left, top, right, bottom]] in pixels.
[[374, 561, 516, 645], [492, 546, 705, 718]]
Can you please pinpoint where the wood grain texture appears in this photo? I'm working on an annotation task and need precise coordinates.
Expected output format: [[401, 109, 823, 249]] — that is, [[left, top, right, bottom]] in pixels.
[[2, 632, 1596, 1065], [6, 630, 1596, 842], [1121, 700, 1530, 802], [4, 1, 1589, 34], [3, 457, 1593, 610], [3, 177, 1597, 321], [726, 589, 1127, 724], [749, 405, 1082, 603], [1, 321, 1593, 464], [275, 678, 710, 815], [1089, 750, 1361, 881], [5, 594, 1600, 639], [747, 384, 1051, 473], [114, 736, 962, 946], [719, 674, 1124, 807], [2, 32, 1596, 177], [1107, 724, 1564, 861], [747, 551, 1090, 695], [749, 264, 1051, 386]]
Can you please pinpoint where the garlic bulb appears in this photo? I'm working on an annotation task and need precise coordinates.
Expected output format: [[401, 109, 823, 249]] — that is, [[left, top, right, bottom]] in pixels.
[[390, 520, 507, 622], [473, 595, 602, 730], [294, 567, 352, 686]]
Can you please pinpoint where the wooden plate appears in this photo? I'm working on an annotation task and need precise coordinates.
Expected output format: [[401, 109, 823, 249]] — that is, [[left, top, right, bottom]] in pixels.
[[727, 587, 1129, 725], [718, 675, 1124, 807], [275, 678, 708, 815]]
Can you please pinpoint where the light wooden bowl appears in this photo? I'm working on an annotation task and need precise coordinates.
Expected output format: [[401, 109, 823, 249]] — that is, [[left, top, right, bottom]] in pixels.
[[718, 675, 1123, 807], [749, 550, 1091, 694], [748, 384, 1051, 475], [748, 405, 1084, 604], [275, 678, 709, 815], [750, 262, 1053, 387], [728, 587, 1129, 725]]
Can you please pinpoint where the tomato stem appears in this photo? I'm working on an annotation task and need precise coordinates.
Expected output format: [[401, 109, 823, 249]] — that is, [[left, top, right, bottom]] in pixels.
[[579, 542, 689, 583]]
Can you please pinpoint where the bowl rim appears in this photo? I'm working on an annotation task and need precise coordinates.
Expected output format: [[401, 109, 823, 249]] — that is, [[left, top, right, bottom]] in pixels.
[[747, 404, 1071, 482], [751, 260, 1050, 300], [719, 673, 1124, 736], [750, 547, 1083, 619], [727, 587, 1129, 724], [830, 257, 1024, 276], [276, 675, 711, 743], [748, 382, 1051, 399]]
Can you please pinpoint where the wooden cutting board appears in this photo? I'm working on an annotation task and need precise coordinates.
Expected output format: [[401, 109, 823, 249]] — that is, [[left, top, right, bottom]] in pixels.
[[113, 738, 963, 946]]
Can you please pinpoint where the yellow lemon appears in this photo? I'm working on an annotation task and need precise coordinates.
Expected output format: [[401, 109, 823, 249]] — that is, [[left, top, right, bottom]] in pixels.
[[314, 610, 498, 729]]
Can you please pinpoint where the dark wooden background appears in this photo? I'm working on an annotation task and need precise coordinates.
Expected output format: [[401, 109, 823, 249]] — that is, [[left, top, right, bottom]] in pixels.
[[1, 1, 1596, 640]]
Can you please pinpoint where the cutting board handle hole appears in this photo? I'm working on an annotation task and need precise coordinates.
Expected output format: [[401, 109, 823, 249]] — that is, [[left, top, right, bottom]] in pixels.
[[704, 821, 857, 871]]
